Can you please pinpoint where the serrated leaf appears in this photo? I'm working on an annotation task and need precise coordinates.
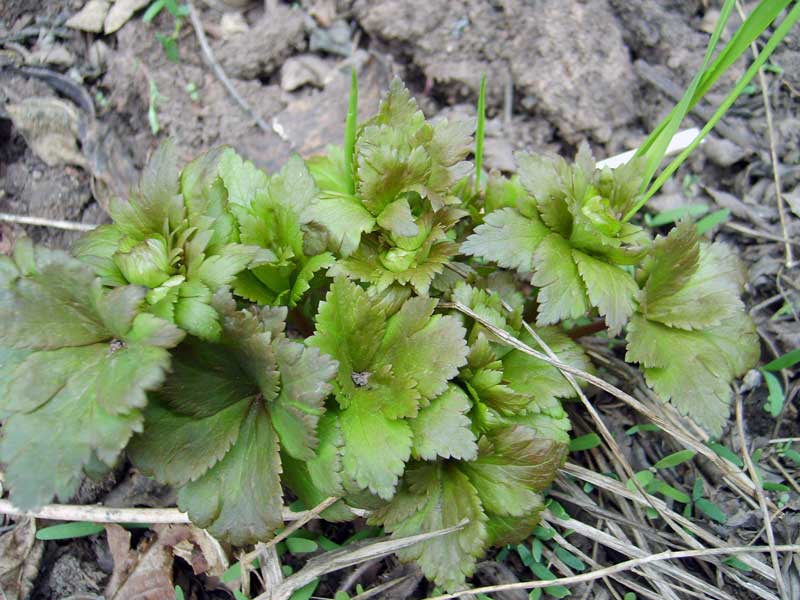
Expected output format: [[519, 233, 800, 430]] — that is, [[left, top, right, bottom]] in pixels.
[[572, 250, 639, 333], [411, 384, 477, 461], [531, 233, 589, 325], [306, 150, 376, 256], [501, 328, 593, 412], [0, 244, 182, 509], [370, 462, 488, 592], [271, 339, 338, 460], [642, 227, 745, 329], [130, 301, 336, 543], [626, 313, 759, 437], [461, 208, 548, 273], [127, 397, 250, 485], [376, 198, 419, 238], [459, 426, 567, 517], [179, 405, 284, 545], [338, 403, 412, 499], [484, 512, 543, 547]]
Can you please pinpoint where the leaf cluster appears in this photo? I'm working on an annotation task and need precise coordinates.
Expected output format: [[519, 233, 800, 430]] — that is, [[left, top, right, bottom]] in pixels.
[[0, 78, 760, 591]]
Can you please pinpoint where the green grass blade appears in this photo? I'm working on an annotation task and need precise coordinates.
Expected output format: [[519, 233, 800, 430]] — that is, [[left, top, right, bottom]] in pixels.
[[639, 2, 800, 208], [36, 522, 105, 540], [344, 68, 358, 195], [633, 0, 736, 191], [474, 74, 487, 194]]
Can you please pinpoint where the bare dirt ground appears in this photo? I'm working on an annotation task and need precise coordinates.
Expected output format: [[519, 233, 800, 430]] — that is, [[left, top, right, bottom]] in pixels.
[[1, 1, 798, 599]]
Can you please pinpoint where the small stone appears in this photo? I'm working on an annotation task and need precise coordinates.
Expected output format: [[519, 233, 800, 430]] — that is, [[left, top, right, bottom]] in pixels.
[[280, 54, 330, 91], [220, 12, 249, 38], [483, 137, 516, 173], [309, 19, 352, 57], [65, 0, 111, 33], [704, 135, 747, 167]]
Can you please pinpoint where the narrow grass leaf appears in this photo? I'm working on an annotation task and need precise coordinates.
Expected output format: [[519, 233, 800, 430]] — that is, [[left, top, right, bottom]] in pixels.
[[569, 433, 602, 452], [724, 557, 753, 572], [175, 585, 185, 600], [36, 522, 104, 540], [763, 348, 800, 371], [646, 204, 709, 227], [474, 74, 487, 194], [626, 423, 660, 435], [695, 498, 727, 523], [654, 450, 696, 469], [555, 546, 586, 571], [707, 442, 744, 468], [344, 68, 358, 195], [695, 208, 730, 234]]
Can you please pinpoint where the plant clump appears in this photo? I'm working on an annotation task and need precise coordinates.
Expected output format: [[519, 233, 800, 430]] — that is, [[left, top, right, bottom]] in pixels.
[[0, 78, 759, 591]]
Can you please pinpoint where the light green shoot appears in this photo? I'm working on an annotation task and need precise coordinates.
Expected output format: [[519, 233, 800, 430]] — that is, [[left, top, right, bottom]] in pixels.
[[625, 0, 798, 221], [474, 74, 487, 194], [344, 68, 359, 196]]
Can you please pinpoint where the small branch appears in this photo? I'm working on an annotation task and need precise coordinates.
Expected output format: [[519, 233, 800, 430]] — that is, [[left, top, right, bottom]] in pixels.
[[0, 499, 366, 524], [423, 545, 800, 600], [186, 0, 272, 134], [240, 496, 340, 565], [0, 212, 98, 232]]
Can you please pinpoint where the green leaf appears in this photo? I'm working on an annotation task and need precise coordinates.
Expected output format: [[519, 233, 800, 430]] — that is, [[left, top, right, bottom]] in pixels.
[[500, 328, 593, 411], [696, 208, 730, 234], [461, 208, 548, 273], [695, 498, 727, 523], [625, 312, 759, 437], [0, 245, 182, 509], [642, 228, 746, 329], [410, 384, 477, 461], [555, 546, 586, 571], [309, 278, 467, 497], [706, 442, 744, 468], [460, 426, 567, 517], [376, 198, 419, 238], [36, 522, 105, 540], [654, 450, 696, 469], [572, 250, 639, 333], [370, 463, 488, 592], [130, 301, 336, 544], [178, 404, 284, 546], [306, 150, 376, 256], [531, 234, 589, 325], [338, 403, 412, 500], [763, 348, 800, 371], [289, 579, 319, 600], [761, 370, 784, 418], [569, 433, 601, 452], [286, 537, 319, 554]]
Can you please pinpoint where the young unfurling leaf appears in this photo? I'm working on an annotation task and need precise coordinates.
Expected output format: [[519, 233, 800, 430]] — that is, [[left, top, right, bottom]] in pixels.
[[0, 239, 184, 509], [462, 147, 648, 332], [307, 79, 473, 294], [74, 143, 274, 340]]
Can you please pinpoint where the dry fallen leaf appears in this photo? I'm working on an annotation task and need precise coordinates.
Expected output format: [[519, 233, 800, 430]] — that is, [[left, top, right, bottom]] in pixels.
[[104, 523, 229, 600], [6, 97, 88, 168], [104, 524, 174, 600], [66, 0, 111, 33], [105, 0, 151, 34], [0, 518, 44, 600]]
